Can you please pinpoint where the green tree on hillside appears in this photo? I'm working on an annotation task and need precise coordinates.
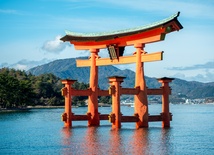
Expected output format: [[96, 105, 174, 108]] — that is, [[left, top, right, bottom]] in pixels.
[[0, 69, 35, 108], [72, 82, 89, 106], [0, 68, 63, 108], [0, 68, 111, 109], [31, 73, 63, 106], [71, 81, 112, 105]]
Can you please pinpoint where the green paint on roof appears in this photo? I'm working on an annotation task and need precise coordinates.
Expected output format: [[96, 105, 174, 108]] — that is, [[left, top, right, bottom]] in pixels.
[[64, 12, 181, 37]]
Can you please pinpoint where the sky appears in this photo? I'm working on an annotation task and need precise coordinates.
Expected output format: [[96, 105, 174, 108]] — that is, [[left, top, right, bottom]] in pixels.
[[0, 0, 214, 83]]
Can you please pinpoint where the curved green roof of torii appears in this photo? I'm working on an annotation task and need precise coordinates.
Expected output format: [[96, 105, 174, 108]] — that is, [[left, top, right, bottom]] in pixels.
[[60, 12, 183, 42]]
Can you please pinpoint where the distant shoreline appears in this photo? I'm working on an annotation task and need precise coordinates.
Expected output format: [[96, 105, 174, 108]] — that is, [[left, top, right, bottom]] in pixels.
[[0, 104, 112, 113], [0, 107, 31, 113], [27, 105, 65, 109], [0, 106, 65, 113]]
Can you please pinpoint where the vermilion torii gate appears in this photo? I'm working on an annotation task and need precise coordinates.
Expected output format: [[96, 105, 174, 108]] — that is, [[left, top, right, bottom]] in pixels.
[[60, 12, 183, 129]]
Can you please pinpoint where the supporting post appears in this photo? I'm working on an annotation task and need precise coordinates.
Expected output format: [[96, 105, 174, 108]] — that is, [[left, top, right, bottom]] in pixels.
[[87, 49, 100, 126], [158, 77, 174, 128], [61, 79, 76, 128], [108, 76, 125, 129], [134, 43, 149, 128]]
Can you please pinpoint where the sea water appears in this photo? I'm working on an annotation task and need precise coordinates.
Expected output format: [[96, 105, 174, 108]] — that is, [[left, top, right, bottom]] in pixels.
[[0, 104, 214, 155]]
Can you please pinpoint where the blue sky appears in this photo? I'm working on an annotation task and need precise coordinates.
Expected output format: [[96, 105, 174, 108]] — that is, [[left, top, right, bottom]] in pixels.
[[0, 0, 214, 83]]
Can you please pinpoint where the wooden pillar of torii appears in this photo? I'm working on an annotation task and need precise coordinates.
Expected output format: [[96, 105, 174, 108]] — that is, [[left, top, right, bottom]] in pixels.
[[87, 49, 100, 126], [60, 12, 183, 128], [134, 43, 149, 128]]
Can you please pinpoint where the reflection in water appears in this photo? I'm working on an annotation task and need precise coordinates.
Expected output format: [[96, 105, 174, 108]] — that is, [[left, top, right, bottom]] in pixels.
[[61, 126, 173, 154], [130, 128, 150, 154], [61, 127, 72, 154], [108, 129, 124, 154], [83, 127, 102, 154], [160, 129, 173, 154], [61, 127, 72, 146], [109, 128, 150, 154]]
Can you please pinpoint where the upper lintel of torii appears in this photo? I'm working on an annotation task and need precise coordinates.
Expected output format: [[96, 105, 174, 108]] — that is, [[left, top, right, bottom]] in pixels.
[[60, 12, 183, 67], [60, 12, 183, 50]]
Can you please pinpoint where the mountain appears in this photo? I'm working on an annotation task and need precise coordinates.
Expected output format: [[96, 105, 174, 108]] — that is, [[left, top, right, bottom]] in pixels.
[[171, 78, 214, 99], [28, 57, 214, 100]]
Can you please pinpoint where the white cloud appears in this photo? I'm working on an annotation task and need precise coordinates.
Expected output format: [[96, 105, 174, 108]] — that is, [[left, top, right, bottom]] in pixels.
[[14, 64, 28, 70], [167, 61, 214, 71], [1, 59, 53, 71], [172, 69, 214, 83], [42, 35, 68, 54], [0, 9, 17, 14], [0, 9, 25, 15]]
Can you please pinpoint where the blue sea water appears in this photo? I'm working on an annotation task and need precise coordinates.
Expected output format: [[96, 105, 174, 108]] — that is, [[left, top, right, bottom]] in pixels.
[[0, 104, 214, 155]]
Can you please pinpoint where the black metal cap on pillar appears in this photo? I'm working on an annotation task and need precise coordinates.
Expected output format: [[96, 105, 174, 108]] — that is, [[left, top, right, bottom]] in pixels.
[[108, 76, 126, 79], [61, 79, 77, 84], [108, 76, 126, 82], [157, 77, 174, 83]]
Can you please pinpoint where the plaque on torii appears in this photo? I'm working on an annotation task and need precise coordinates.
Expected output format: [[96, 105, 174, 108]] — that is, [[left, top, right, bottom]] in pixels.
[[60, 12, 183, 128]]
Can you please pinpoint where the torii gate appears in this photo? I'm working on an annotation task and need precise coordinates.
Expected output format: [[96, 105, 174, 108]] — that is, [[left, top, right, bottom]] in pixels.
[[60, 12, 183, 129]]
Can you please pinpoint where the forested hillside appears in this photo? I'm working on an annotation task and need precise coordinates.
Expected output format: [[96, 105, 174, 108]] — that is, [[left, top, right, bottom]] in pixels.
[[0, 68, 63, 108], [0, 68, 110, 109]]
